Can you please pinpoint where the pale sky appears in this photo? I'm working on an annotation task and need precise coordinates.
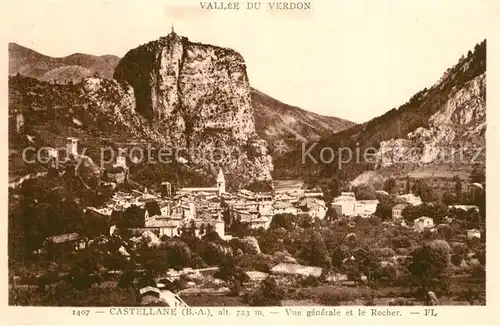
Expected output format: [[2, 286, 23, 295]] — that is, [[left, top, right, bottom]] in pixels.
[[7, 0, 497, 123]]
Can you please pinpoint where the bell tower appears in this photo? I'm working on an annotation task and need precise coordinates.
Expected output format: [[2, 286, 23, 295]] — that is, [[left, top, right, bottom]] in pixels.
[[216, 168, 226, 195]]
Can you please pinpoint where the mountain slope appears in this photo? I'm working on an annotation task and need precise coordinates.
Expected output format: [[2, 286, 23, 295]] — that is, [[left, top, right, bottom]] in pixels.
[[251, 88, 355, 149], [275, 40, 486, 180], [9, 33, 278, 188], [113, 30, 274, 185], [8, 42, 354, 149], [9, 42, 120, 81]]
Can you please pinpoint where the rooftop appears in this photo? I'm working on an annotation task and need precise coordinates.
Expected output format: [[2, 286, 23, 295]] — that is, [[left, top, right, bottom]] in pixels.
[[46, 233, 80, 244], [270, 263, 322, 278]]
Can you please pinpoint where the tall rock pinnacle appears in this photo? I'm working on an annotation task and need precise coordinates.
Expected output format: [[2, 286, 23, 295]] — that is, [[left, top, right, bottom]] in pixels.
[[113, 32, 273, 187]]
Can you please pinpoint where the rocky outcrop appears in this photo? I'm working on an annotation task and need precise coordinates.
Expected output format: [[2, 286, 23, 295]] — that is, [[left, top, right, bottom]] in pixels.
[[273, 40, 486, 179], [80, 76, 166, 145], [9, 42, 352, 176], [73, 154, 102, 186], [375, 71, 486, 168], [114, 31, 273, 187]]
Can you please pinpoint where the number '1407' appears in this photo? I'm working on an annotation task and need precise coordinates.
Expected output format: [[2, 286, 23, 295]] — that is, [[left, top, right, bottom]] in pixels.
[[72, 309, 90, 316]]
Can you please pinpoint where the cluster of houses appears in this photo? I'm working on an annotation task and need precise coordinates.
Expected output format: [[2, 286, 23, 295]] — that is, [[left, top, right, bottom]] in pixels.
[[326, 191, 425, 226], [35, 136, 483, 258], [224, 188, 327, 230], [39, 170, 482, 259], [331, 192, 380, 217], [84, 165, 329, 241], [390, 194, 481, 238], [411, 215, 481, 239], [87, 181, 227, 240], [330, 188, 481, 239], [35, 135, 330, 257]]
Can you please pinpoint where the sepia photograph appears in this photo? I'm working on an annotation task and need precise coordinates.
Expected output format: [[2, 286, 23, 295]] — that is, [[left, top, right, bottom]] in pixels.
[[6, 0, 492, 310]]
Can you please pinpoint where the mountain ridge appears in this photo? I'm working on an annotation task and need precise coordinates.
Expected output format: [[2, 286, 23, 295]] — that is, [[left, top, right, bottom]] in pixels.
[[9, 42, 120, 81], [8, 42, 354, 150], [251, 88, 355, 147], [274, 39, 487, 181]]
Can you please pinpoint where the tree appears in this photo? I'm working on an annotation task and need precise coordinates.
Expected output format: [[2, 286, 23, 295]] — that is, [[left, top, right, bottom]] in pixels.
[[352, 247, 380, 280], [323, 176, 341, 202], [470, 264, 485, 280], [298, 232, 331, 268], [228, 220, 251, 238], [247, 277, 285, 306], [257, 230, 286, 255], [246, 180, 273, 193], [431, 202, 449, 225], [187, 220, 197, 237], [459, 190, 474, 205], [402, 205, 418, 224], [428, 239, 452, 256], [121, 205, 146, 228], [384, 177, 397, 194], [441, 190, 456, 205], [469, 165, 485, 184], [136, 244, 171, 276], [199, 242, 226, 266], [214, 258, 249, 284], [222, 207, 232, 226], [465, 209, 481, 229], [296, 214, 313, 228], [269, 214, 294, 230], [378, 264, 397, 283], [437, 225, 455, 240], [203, 226, 221, 243], [330, 245, 349, 268], [408, 244, 450, 291], [453, 175, 462, 199], [450, 253, 464, 267], [353, 184, 376, 200], [325, 206, 338, 221], [476, 249, 486, 266], [456, 287, 485, 305], [472, 188, 486, 224], [405, 176, 411, 194], [228, 281, 242, 297], [411, 179, 434, 202], [375, 194, 399, 220]]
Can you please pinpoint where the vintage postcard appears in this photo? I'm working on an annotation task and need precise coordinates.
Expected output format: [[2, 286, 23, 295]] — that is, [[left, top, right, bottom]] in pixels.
[[2, 0, 499, 325]]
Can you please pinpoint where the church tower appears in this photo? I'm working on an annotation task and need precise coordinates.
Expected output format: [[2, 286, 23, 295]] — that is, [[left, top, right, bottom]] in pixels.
[[66, 137, 79, 157], [216, 168, 226, 195]]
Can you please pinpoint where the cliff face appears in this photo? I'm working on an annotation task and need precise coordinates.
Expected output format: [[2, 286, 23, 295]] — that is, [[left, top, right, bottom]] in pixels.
[[9, 42, 354, 162], [273, 40, 486, 180], [373, 41, 487, 172], [375, 68, 486, 168], [114, 31, 273, 185]]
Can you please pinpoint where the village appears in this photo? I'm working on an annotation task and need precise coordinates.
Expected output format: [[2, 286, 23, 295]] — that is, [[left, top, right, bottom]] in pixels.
[[10, 136, 484, 307]]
